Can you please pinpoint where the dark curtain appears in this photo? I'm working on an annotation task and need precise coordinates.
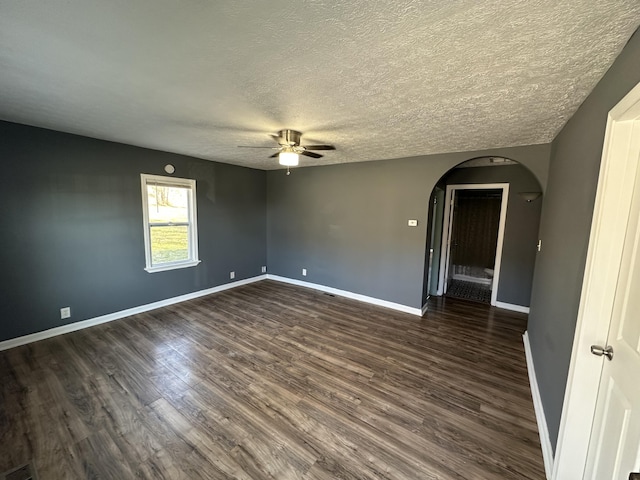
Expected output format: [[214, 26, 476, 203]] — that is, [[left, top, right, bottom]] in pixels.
[[450, 191, 501, 269]]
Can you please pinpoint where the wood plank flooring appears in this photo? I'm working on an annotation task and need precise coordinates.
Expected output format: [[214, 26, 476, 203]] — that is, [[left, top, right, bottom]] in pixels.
[[0, 280, 545, 479]]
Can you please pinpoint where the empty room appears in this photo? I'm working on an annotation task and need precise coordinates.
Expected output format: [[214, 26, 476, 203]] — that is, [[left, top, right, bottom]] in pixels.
[[1, 2, 640, 479]]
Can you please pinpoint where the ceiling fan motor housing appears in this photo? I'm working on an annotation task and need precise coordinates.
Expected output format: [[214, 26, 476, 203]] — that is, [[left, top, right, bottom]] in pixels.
[[278, 129, 301, 146]]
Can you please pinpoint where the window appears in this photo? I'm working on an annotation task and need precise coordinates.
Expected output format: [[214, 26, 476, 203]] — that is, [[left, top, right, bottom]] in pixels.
[[141, 174, 200, 273]]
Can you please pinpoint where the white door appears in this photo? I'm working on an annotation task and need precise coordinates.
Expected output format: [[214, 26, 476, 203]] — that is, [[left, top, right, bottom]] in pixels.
[[552, 82, 640, 480], [584, 153, 640, 478]]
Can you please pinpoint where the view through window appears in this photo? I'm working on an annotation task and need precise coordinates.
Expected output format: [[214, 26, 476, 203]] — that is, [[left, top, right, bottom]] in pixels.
[[141, 174, 199, 272]]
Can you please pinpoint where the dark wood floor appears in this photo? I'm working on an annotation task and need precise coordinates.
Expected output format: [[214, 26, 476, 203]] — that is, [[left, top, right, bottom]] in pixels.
[[0, 280, 545, 479]]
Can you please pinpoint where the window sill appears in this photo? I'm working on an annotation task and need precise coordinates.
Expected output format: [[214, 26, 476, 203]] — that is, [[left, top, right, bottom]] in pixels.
[[145, 260, 201, 273]]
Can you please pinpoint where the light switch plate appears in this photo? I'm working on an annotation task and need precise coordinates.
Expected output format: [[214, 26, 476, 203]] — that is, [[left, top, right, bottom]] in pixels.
[[408, 219, 418, 227]]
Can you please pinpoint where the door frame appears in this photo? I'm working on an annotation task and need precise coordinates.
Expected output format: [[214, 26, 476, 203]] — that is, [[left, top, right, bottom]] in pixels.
[[427, 187, 445, 298], [552, 81, 640, 479], [437, 183, 509, 306]]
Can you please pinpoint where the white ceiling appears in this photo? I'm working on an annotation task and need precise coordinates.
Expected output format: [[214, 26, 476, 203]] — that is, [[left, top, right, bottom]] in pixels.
[[1, 1, 639, 170]]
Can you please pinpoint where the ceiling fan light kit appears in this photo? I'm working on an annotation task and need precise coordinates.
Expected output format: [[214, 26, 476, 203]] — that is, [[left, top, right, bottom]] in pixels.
[[278, 149, 299, 166], [238, 129, 335, 172]]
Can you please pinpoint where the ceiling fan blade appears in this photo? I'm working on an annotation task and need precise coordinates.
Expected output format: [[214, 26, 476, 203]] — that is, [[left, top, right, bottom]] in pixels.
[[303, 145, 336, 150], [269, 152, 280, 158], [301, 150, 323, 159]]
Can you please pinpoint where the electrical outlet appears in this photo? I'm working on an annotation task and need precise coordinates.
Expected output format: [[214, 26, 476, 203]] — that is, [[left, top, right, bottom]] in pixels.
[[302, 268, 307, 276], [230, 271, 235, 279], [60, 307, 71, 319], [261, 266, 267, 273]]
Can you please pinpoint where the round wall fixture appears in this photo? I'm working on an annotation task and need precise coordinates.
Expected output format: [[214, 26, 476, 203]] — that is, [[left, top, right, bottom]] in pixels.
[[164, 164, 175, 174]]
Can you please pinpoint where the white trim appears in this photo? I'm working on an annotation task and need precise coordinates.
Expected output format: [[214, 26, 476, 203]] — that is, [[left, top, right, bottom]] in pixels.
[[552, 81, 640, 479], [491, 186, 509, 307], [421, 302, 429, 316], [267, 275, 423, 316], [437, 186, 454, 296], [0, 275, 267, 352], [523, 331, 554, 479], [144, 259, 201, 273], [495, 301, 530, 314], [438, 183, 509, 307]]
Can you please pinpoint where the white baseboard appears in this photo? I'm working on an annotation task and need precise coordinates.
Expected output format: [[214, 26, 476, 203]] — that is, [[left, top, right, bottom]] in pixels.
[[496, 301, 530, 314], [1, 273, 423, 351], [421, 302, 429, 316], [523, 331, 554, 479], [0, 275, 267, 352], [266, 274, 423, 316]]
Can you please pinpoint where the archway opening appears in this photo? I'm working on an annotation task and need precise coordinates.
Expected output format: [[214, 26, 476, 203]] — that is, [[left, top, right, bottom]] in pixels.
[[423, 156, 543, 311]]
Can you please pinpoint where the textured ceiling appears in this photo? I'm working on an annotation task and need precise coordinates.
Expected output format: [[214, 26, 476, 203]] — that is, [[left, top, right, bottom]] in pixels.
[[1, 1, 639, 170]]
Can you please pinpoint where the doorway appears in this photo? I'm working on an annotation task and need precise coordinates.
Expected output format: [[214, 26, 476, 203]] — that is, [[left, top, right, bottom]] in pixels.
[[552, 81, 640, 479], [425, 187, 445, 300], [438, 183, 509, 307]]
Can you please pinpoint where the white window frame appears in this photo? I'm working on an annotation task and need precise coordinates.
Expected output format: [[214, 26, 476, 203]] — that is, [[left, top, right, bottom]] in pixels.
[[141, 173, 200, 273]]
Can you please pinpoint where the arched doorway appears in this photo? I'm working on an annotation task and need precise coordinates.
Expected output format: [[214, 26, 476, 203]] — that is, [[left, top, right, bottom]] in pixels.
[[424, 156, 543, 311]]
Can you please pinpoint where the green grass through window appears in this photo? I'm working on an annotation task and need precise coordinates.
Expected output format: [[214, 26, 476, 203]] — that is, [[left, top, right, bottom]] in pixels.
[[150, 225, 189, 264]]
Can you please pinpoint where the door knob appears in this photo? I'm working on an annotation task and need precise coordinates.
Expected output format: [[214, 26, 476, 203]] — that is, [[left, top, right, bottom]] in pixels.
[[590, 345, 614, 361]]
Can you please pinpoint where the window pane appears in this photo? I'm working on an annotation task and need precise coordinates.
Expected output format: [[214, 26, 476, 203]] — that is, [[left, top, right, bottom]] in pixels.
[[146, 184, 189, 223], [141, 174, 199, 272], [150, 225, 189, 265]]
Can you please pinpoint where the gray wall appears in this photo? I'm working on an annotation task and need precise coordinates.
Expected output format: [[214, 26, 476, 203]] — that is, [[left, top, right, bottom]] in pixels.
[[0, 121, 266, 343], [267, 144, 550, 309], [443, 164, 543, 307], [527, 28, 640, 451]]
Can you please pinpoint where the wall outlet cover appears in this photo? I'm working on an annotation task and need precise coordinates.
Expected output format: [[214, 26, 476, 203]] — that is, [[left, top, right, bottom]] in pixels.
[[60, 307, 71, 319]]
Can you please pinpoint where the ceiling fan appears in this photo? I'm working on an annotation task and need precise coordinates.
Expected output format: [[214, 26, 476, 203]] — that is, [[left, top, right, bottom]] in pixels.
[[238, 129, 335, 170]]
